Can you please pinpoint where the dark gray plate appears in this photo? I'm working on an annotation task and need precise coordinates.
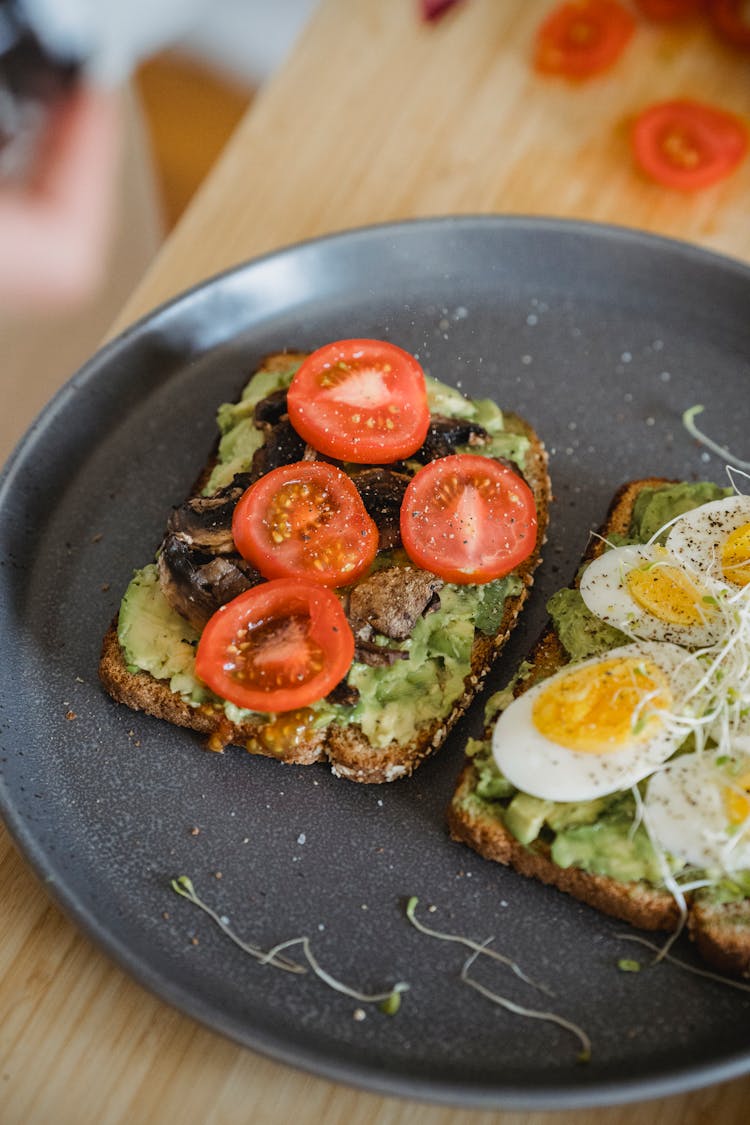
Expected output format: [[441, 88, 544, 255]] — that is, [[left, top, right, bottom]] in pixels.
[[2, 216, 750, 1111]]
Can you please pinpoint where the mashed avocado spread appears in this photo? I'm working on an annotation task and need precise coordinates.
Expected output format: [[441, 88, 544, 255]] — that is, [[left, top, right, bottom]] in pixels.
[[456, 480, 736, 889], [117, 363, 528, 751]]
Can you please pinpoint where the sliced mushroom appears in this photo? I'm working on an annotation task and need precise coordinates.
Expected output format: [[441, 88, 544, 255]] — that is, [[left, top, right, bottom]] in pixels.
[[351, 468, 410, 550], [347, 566, 444, 642], [253, 388, 289, 427], [353, 639, 409, 667], [157, 533, 262, 630], [326, 679, 361, 707], [412, 414, 489, 463], [250, 418, 307, 477], [167, 474, 253, 554]]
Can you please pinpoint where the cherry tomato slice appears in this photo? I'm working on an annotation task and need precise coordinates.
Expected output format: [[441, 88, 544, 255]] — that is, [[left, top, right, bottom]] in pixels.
[[232, 461, 378, 587], [195, 579, 355, 713], [534, 0, 636, 78], [286, 339, 430, 464], [634, 0, 703, 18], [400, 455, 538, 585], [632, 100, 748, 190], [707, 0, 750, 48]]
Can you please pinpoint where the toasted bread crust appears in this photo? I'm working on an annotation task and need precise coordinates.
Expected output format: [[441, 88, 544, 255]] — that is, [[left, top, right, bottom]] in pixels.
[[447, 764, 681, 931], [98, 359, 550, 783], [447, 477, 750, 977]]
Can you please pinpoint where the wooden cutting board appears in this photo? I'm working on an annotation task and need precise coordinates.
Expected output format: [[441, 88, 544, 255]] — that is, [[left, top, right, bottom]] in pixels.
[[116, 0, 750, 329]]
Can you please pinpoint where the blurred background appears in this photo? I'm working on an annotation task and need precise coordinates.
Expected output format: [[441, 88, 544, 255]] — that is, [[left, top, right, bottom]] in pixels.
[[136, 0, 317, 230], [0, 0, 318, 456]]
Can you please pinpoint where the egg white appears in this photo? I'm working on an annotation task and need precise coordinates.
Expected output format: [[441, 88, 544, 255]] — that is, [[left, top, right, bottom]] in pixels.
[[492, 642, 702, 802], [644, 751, 750, 873], [579, 544, 721, 648], [666, 494, 750, 591]]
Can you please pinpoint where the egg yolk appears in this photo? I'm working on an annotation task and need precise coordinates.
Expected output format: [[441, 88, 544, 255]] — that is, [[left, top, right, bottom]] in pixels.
[[724, 770, 750, 827], [532, 656, 672, 753], [626, 557, 710, 626], [721, 522, 750, 588]]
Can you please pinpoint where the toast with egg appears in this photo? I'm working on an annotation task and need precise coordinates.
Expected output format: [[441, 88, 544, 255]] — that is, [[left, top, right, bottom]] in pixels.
[[447, 477, 750, 978], [99, 349, 551, 783]]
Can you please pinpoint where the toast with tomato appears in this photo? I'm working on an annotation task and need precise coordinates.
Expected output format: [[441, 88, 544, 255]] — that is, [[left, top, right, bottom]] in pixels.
[[447, 476, 750, 978], [100, 341, 550, 783]]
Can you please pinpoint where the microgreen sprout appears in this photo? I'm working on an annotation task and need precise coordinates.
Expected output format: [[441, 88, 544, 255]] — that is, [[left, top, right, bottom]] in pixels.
[[170, 876, 305, 973], [617, 959, 641, 973], [460, 947, 592, 1063], [169, 876, 407, 1012], [627, 783, 645, 841], [615, 933, 750, 994], [405, 896, 552, 994], [259, 935, 409, 1013], [682, 407, 750, 472]]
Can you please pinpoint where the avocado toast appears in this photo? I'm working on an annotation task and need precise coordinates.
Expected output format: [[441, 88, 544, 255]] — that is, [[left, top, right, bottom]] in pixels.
[[448, 477, 750, 977], [100, 344, 550, 783]]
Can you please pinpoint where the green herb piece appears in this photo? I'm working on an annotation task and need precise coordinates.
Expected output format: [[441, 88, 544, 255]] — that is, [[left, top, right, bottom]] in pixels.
[[405, 896, 551, 994], [615, 933, 750, 994], [170, 876, 407, 1012], [261, 935, 408, 1012], [617, 959, 641, 973], [682, 406, 750, 471], [378, 991, 403, 1016], [460, 948, 592, 1063], [170, 876, 305, 974]]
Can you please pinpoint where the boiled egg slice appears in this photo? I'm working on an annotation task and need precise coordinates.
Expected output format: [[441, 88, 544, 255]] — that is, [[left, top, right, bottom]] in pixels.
[[579, 543, 721, 648], [666, 494, 750, 592], [492, 642, 702, 802], [644, 751, 750, 873]]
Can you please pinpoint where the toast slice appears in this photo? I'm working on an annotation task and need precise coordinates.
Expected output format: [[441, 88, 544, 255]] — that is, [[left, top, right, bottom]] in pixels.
[[99, 351, 551, 783], [447, 478, 750, 977]]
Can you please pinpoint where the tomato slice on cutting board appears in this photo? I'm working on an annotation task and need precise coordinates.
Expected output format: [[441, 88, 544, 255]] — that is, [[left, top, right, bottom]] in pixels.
[[232, 461, 378, 587], [195, 579, 355, 713], [707, 0, 750, 48], [286, 339, 430, 464], [632, 99, 748, 190], [534, 0, 636, 78], [400, 455, 537, 585]]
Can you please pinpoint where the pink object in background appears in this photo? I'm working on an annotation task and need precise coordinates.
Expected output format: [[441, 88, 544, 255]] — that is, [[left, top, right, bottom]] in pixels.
[[420, 0, 464, 23]]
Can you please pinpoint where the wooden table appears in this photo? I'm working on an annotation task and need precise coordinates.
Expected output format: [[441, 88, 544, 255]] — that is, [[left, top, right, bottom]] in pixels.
[[2, 2, 749, 1122]]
